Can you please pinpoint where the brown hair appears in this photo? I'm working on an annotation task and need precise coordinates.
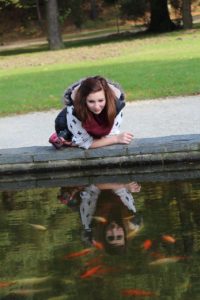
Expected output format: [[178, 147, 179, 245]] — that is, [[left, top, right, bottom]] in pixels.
[[92, 191, 128, 255], [74, 76, 117, 126]]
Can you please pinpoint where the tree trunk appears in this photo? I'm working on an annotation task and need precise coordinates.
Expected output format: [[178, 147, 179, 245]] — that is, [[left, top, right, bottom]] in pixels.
[[182, 0, 193, 29], [90, 0, 98, 20], [36, 0, 43, 24], [148, 0, 177, 32], [36, 0, 46, 33], [46, 0, 64, 50]]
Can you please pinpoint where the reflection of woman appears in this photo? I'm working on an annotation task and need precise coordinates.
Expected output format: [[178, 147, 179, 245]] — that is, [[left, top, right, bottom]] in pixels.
[[78, 182, 141, 255]]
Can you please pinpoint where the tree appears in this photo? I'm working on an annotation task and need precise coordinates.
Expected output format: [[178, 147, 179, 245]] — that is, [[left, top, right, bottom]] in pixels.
[[120, 0, 148, 21], [170, 0, 193, 29], [36, 0, 43, 25], [68, 0, 84, 29], [46, 0, 64, 50], [117, 0, 179, 32], [182, 0, 193, 28], [148, 0, 177, 32], [90, 0, 98, 20]]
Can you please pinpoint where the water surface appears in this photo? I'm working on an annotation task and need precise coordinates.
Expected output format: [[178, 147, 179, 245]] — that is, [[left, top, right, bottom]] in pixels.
[[0, 177, 200, 300]]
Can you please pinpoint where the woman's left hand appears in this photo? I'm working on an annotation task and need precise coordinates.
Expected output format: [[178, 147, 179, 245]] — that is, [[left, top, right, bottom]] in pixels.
[[125, 182, 141, 193]]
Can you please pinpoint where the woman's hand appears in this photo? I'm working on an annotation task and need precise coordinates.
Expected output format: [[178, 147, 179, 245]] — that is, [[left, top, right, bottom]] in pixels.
[[116, 132, 134, 144], [90, 132, 133, 148], [125, 182, 141, 193]]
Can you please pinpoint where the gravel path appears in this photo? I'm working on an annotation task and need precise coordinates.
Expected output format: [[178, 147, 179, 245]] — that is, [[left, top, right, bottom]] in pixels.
[[0, 95, 199, 149]]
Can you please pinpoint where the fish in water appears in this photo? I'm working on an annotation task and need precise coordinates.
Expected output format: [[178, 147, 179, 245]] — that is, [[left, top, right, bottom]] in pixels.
[[29, 223, 47, 231], [64, 248, 92, 259], [149, 256, 187, 266], [85, 255, 103, 267], [142, 239, 152, 250], [150, 252, 165, 259], [80, 265, 103, 279], [127, 222, 143, 240], [0, 281, 16, 288], [14, 276, 50, 286], [92, 216, 107, 224], [127, 226, 141, 239], [96, 266, 118, 276], [92, 240, 104, 250], [162, 234, 176, 243], [47, 296, 67, 300], [10, 288, 50, 296], [123, 215, 134, 221], [121, 289, 156, 296]]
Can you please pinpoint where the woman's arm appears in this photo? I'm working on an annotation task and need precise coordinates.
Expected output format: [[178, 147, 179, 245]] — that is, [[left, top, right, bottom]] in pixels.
[[80, 185, 100, 230], [67, 106, 94, 149], [89, 132, 133, 148], [88, 106, 133, 148], [96, 182, 141, 193], [67, 105, 133, 149]]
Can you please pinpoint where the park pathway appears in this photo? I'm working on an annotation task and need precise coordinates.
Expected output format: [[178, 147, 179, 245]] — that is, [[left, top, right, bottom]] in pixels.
[[0, 95, 199, 149]]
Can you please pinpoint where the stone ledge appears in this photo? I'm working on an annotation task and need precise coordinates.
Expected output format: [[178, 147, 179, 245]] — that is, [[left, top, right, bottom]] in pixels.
[[0, 134, 200, 175]]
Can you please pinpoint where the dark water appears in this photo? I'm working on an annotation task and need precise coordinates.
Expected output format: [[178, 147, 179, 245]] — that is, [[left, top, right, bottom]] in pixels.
[[0, 177, 200, 300]]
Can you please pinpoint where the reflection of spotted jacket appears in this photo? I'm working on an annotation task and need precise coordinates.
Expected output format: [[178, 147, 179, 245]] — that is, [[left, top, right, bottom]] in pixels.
[[55, 78, 126, 149], [80, 185, 136, 230]]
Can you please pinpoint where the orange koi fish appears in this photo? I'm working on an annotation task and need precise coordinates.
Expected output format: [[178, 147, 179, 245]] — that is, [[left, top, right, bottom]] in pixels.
[[92, 216, 107, 224], [150, 252, 165, 259], [64, 248, 92, 259], [121, 289, 156, 297], [97, 266, 118, 275], [80, 265, 102, 279], [162, 235, 176, 243], [92, 240, 104, 250], [85, 255, 103, 267], [0, 281, 16, 288], [142, 239, 152, 250]]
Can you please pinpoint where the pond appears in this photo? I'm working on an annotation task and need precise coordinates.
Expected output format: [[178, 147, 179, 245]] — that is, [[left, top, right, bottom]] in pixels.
[[0, 174, 200, 300]]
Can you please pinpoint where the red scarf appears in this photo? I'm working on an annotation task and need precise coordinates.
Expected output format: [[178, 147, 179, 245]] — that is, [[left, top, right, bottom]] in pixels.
[[83, 110, 113, 138]]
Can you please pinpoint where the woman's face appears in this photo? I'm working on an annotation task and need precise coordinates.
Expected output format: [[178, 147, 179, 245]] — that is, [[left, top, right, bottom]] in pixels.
[[86, 90, 106, 115], [105, 222, 125, 246]]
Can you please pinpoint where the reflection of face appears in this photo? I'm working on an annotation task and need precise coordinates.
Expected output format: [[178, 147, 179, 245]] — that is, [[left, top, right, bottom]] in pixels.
[[105, 222, 125, 246], [86, 90, 106, 115]]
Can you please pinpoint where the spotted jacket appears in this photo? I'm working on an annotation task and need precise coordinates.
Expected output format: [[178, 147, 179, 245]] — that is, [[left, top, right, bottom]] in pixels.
[[79, 185, 136, 231]]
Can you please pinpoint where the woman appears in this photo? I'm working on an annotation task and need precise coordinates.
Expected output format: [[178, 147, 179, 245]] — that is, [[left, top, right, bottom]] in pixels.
[[59, 182, 141, 255], [49, 76, 133, 149]]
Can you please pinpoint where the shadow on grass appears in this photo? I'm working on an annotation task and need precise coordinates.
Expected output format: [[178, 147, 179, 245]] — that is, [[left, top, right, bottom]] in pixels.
[[0, 43, 49, 56], [0, 29, 161, 57]]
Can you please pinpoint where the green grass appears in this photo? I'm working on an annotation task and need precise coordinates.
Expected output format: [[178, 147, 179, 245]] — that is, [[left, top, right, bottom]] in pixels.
[[0, 28, 200, 116]]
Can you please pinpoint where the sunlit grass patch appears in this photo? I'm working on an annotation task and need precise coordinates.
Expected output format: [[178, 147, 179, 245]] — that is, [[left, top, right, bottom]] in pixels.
[[0, 28, 200, 116]]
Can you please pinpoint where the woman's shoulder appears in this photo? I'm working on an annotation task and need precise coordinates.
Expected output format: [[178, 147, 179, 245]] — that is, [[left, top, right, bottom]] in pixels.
[[63, 80, 82, 106], [106, 79, 125, 113], [107, 78, 124, 98]]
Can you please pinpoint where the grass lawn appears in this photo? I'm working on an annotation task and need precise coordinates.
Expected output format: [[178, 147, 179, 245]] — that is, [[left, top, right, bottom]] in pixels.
[[0, 27, 200, 116]]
